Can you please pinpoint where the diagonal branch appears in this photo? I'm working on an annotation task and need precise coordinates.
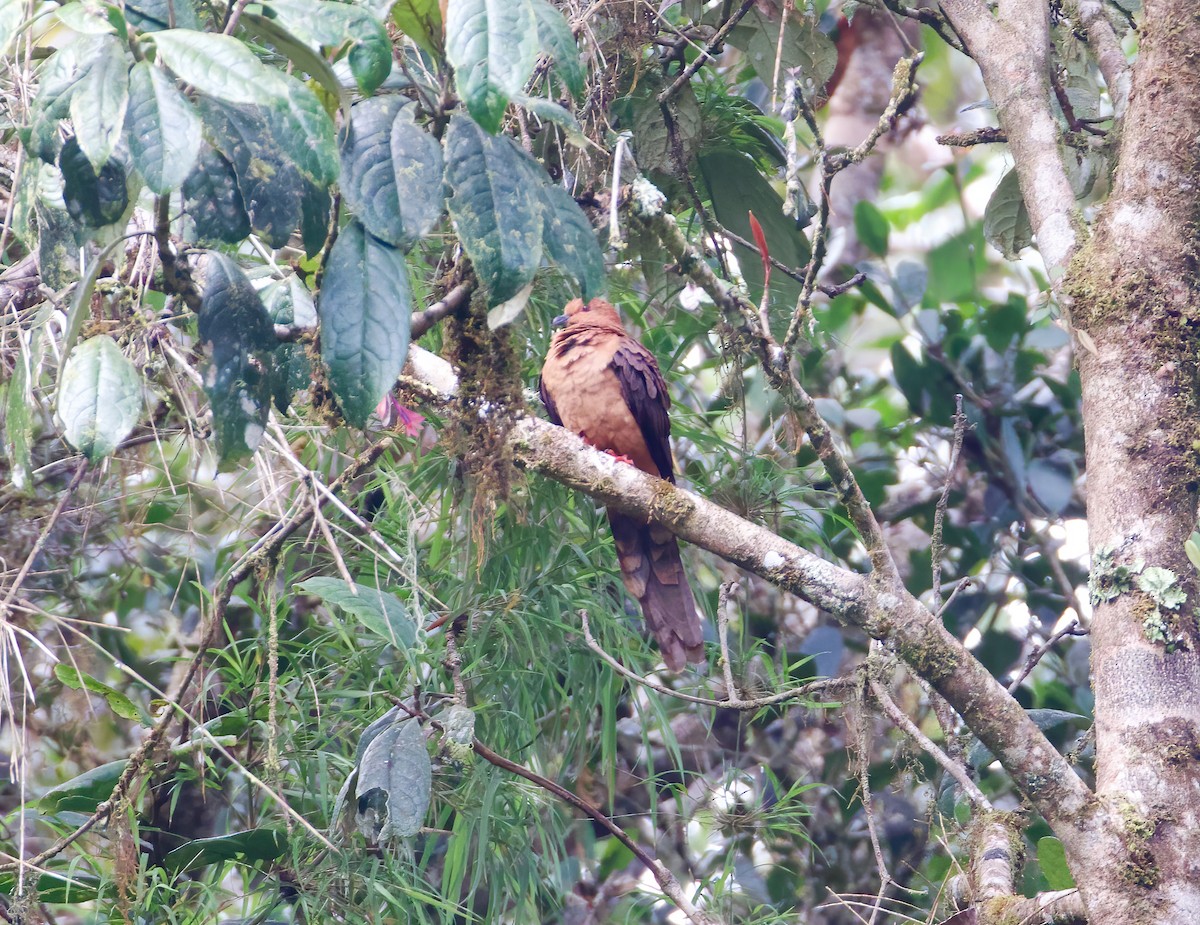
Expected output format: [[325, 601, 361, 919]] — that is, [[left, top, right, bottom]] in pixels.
[[399, 346, 1109, 858]]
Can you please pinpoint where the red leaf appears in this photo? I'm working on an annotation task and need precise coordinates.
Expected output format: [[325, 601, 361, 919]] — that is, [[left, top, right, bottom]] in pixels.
[[748, 210, 771, 289]]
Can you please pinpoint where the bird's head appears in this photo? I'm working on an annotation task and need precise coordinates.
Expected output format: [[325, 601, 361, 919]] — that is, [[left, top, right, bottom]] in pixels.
[[552, 298, 625, 332]]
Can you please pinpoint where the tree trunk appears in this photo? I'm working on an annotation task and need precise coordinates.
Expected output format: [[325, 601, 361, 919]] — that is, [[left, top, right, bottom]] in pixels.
[[1067, 2, 1200, 920]]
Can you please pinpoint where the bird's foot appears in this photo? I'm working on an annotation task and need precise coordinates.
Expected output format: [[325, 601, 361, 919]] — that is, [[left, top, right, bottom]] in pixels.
[[603, 449, 636, 466]]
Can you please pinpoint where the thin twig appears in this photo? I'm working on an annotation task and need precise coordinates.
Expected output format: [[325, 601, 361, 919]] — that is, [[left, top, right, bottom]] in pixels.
[[716, 581, 739, 699], [935, 127, 1008, 146], [869, 676, 991, 809], [1007, 619, 1086, 693], [581, 611, 847, 710], [657, 0, 757, 105], [930, 395, 969, 608]]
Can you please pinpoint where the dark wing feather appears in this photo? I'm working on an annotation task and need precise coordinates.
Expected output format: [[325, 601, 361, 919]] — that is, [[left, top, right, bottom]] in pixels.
[[610, 339, 674, 482], [538, 374, 562, 426]]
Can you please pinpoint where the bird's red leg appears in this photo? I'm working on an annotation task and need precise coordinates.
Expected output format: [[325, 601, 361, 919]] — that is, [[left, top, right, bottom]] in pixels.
[[579, 431, 635, 466]]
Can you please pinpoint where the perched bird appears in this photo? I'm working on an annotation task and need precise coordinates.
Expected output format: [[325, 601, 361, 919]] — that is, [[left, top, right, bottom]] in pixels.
[[539, 298, 705, 670]]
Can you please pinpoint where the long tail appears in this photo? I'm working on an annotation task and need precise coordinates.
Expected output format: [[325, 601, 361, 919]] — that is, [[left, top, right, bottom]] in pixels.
[[608, 512, 705, 670]]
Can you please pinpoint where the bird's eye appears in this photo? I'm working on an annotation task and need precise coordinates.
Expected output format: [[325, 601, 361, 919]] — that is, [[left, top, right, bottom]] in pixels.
[[580, 304, 590, 312]]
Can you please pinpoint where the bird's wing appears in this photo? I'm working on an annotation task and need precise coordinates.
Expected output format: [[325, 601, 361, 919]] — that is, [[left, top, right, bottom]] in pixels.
[[538, 373, 562, 427], [610, 339, 674, 483]]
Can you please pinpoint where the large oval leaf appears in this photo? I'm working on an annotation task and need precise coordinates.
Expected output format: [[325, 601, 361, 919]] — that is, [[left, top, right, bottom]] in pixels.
[[983, 167, 1033, 259], [126, 61, 202, 194], [60, 136, 130, 229], [340, 96, 444, 250], [445, 0, 539, 133], [152, 29, 271, 105], [355, 715, 431, 840], [445, 114, 542, 304], [293, 576, 416, 649], [318, 221, 413, 427], [182, 142, 251, 244], [539, 180, 603, 298], [58, 335, 143, 461], [68, 35, 131, 170]]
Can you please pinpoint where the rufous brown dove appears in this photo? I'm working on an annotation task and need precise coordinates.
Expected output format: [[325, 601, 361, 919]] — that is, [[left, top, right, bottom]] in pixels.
[[539, 298, 705, 670]]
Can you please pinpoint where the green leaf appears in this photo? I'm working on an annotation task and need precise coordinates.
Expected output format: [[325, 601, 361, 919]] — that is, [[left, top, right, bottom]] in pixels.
[[265, 0, 392, 95], [198, 253, 276, 463], [1037, 836, 1075, 890], [529, 0, 582, 100], [53, 664, 144, 722], [983, 167, 1033, 259], [68, 35, 130, 170], [126, 0, 200, 31], [182, 143, 251, 244], [126, 61, 202, 194], [0, 0, 25, 55], [0, 871, 102, 904], [445, 0, 539, 134], [162, 829, 288, 872], [151, 29, 274, 105], [445, 114, 543, 304], [539, 179, 603, 298], [59, 136, 130, 229], [196, 97, 305, 247], [629, 79, 702, 175], [318, 221, 413, 426], [340, 96, 444, 251], [1028, 458, 1074, 516], [1184, 533, 1200, 572], [729, 7, 837, 91], [57, 335, 143, 462], [294, 576, 417, 648], [3, 337, 35, 492], [356, 715, 431, 839], [392, 0, 443, 56], [854, 200, 889, 258], [39, 759, 128, 814], [697, 150, 810, 309]]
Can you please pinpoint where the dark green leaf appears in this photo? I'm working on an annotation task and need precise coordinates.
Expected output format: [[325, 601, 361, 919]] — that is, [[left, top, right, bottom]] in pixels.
[[539, 179, 603, 298], [1037, 836, 1075, 890], [162, 829, 288, 872], [57, 335, 143, 461], [68, 35, 131, 170], [0, 871, 102, 903], [39, 759, 128, 814], [300, 178, 332, 256], [630, 80, 702, 175], [340, 96, 444, 250], [445, 115, 543, 304], [196, 97, 304, 248], [698, 150, 810, 309], [126, 0, 200, 31], [854, 200, 889, 258], [392, 0, 443, 56], [729, 7, 836, 91], [530, 0, 582, 100], [126, 61, 202, 194], [294, 576, 417, 648], [445, 0, 539, 134], [59, 136, 129, 228], [983, 168, 1033, 259], [182, 143, 251, 244], [198, 253, 276, 463], [318, 221, 413, 426]]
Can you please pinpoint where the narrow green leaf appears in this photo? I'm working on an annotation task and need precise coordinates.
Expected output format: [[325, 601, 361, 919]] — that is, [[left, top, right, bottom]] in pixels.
[[983, 168, 1033, 259], [162, 829, 288, 872], [294, 576, 417, 648], [1185, 533, 1200, 572], [3, 338, 35, 492], [392, 0, 441, 54], [340, 96, 444, 250], [529, 0, 582, 100], [445, 0, 539, 133], [57, 335, 143, 461], [1037, 836, 1075, 890], [318, 221, 413, 426], [854, 200, 889, 257], [53, 665, 143, 722], [445, 114, 543, 304], [198, 253, 276, 463], [126, 61, 202, 194], [68, 34, 130, 170]]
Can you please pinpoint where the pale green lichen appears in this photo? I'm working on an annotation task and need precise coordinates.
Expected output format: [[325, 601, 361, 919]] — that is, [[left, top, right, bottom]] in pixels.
[[1135, 566, 1188, 651], [1088, 546, 1142, 604]]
